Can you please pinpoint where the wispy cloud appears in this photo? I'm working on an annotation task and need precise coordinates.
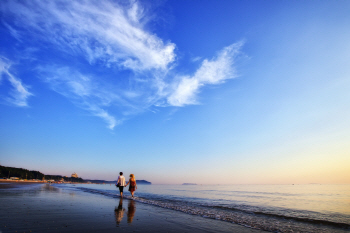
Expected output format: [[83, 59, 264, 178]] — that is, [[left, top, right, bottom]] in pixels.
[[2, 0, 175, 71], [1, 0, 244, 129], [0, 57, 33, 107], [3, 23, 22, 42], [37, 66, 122, 129], [167, 42, 243, 106], [191, 56, 202, 62], [88, 105, 118, 130]]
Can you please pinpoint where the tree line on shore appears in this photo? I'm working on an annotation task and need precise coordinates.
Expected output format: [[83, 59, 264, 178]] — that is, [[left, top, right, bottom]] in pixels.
[[0, 165, 83, 182], [0, 165, 152, 184]]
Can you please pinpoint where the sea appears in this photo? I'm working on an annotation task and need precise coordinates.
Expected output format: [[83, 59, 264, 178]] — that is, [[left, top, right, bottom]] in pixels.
[[55, 183, 350, 233]]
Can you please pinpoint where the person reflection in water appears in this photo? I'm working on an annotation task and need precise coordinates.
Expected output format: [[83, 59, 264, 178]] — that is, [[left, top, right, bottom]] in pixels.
[[127, 200, 136, 224], [114, 198, 125, 225]]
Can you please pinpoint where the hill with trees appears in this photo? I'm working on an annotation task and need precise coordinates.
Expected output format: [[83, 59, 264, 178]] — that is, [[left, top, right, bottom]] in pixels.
[[0, 165, 83, 183], [0, 165, 151, 184]]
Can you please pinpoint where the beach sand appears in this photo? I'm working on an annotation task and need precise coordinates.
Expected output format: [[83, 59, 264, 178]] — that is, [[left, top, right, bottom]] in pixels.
[[0, 183, 266, 233]]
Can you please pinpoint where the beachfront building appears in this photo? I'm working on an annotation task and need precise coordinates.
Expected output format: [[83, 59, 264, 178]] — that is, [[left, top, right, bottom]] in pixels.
[[71, 172, 78, 178]]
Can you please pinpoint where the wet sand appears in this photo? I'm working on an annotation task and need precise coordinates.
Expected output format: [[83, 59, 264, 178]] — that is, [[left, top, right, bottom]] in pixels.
[[0, 181, 44, 189], [0, 183, 266, 233]]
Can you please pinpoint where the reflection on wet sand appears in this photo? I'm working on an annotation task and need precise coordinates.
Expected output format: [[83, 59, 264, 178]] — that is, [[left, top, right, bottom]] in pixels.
[[115, 198, 125, 225], [40, 184, 61, 193], [127, 200, 136, 223], [114, 198, 136, 226]]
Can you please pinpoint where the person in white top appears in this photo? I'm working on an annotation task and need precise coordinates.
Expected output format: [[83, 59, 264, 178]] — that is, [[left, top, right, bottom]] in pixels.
[[116, 172, 126, 197]]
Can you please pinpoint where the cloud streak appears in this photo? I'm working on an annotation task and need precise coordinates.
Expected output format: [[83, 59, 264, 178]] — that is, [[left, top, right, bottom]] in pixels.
[[167, 42, 243, 106], [2, 0, 175, 71], [1, 0, 244, 129], [37, 66, 120, 129], [0, 57, 33, 107]]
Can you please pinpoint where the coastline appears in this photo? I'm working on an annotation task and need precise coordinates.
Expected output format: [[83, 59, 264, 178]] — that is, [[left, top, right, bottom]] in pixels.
[[0, 179, 47, 183], [0, 179, 114, 185], [0, 179, 97, 185], [0, 182, 266, 233]]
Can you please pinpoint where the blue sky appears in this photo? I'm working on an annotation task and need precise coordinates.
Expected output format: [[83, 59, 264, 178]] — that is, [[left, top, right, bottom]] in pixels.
[[1, 0, 349, 184]]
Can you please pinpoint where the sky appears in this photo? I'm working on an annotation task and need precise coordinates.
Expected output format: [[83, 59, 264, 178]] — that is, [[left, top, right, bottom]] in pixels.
[[0, 0, 349, 184]]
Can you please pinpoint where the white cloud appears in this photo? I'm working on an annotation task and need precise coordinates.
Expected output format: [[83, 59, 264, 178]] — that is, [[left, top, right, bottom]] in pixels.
[[2, 0, 176, 71], [37, 66, 122, 129], [167, 42, 243, 106], [1, 0, 244, 129], [191, 56, 202, 62], [34, 41, 243, 128], [3, 23, 22, 42], [88, 105, 118, 130], [0, 57, 33, 107], [127, 0, 144, 24]]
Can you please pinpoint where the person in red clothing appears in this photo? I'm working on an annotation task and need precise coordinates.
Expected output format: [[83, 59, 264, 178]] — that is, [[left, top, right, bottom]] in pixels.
[[125, 174, 137, 198]]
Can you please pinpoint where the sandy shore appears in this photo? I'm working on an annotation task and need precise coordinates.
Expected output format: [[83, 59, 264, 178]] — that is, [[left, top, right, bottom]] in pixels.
[[0, 183, 266, 233]]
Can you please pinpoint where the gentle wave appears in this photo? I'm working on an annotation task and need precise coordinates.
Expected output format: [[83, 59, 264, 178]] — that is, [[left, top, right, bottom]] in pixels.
[[202, 189, 303, 197], [73, 186, 350, 233], [208, 204, 350, 229]]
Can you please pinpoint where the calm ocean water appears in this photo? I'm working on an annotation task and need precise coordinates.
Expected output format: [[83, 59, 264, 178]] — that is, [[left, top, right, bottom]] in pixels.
[[57, 184, 350, 233]]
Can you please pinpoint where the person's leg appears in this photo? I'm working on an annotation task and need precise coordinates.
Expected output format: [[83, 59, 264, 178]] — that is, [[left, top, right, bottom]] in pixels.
[[119, 186, 124, 197]]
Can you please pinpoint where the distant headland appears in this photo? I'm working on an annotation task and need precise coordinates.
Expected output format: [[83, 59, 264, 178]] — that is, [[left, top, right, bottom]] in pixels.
[[0, 165, 151, 184], [182, 183, 197, 185]]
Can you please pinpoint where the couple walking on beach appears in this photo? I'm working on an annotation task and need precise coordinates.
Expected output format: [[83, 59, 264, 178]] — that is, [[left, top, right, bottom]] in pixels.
[[116, 172, 137, 198]]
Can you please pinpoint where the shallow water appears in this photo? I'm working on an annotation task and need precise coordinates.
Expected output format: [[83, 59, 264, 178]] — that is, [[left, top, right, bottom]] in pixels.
[[58, 184, 350, 233], [0, 183, 263, 233]]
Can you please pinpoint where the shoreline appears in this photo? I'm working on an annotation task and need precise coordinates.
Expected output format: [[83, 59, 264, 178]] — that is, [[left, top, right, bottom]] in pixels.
[[0, 179, 46, 183], [0, 182, 266, 233], [0, 179, 119, 185], [0, 179, 95, 184]]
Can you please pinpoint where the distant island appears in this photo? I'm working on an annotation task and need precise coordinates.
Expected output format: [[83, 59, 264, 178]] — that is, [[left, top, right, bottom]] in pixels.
[[0, 165, 151, 184], [182, 183, 197, 185]]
